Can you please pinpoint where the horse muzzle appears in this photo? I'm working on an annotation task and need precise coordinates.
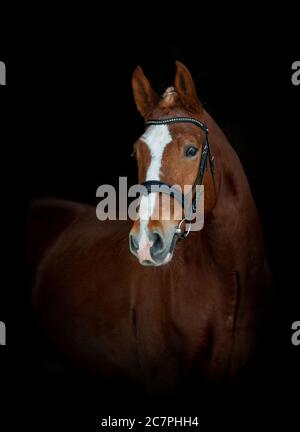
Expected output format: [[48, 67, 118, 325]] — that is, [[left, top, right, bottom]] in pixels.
[[129, 227, 178, 266]]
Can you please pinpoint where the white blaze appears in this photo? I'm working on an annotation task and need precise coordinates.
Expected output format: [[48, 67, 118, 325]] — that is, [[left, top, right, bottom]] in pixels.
[[137, 124, 172, 257]]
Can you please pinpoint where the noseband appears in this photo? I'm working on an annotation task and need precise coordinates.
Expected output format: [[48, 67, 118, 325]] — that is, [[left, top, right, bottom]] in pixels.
[[141, 116, 216, 239]]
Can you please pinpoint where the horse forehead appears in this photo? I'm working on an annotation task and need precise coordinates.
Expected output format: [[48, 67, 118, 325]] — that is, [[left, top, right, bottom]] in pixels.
[[141, 125, 172, 156]]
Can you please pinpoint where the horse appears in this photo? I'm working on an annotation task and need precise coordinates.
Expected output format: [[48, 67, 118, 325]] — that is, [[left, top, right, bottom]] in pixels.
[[27, 62, 271, 394]]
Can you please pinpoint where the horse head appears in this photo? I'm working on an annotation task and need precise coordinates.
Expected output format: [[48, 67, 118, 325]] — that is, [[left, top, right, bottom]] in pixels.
[[129, 62, 218, 266]]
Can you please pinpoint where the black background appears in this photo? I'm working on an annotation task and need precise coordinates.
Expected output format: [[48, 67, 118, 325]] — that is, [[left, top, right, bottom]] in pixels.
[[0, 14, 299, 431]]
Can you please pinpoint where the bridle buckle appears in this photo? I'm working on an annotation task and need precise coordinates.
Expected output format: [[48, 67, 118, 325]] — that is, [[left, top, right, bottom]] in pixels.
[[175, 217, 192, 239]]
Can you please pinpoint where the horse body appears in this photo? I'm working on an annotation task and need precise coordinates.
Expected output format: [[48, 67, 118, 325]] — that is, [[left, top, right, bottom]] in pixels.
[[28, 100, 270, 392], [31, 212, 237, 391]]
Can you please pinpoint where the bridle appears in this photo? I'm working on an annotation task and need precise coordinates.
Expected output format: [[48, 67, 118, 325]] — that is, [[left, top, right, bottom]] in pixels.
[[141, 116, 216, 240]]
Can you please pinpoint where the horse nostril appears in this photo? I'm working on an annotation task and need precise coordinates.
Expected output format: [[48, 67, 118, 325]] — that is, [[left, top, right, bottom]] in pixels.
[[129, 234, 139, 254], [150, 232, 164, 258]]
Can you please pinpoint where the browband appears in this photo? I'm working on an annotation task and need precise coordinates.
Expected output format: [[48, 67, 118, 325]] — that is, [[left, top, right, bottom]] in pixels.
[[145, 116, 208, 133]]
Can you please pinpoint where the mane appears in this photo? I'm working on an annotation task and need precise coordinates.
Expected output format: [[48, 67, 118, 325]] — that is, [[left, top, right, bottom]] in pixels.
[[159, 87, 179, 108]]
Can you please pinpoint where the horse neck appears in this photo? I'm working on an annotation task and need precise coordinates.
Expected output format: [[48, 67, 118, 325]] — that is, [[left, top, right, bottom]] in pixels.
[[203, 109, 251, 202], [179, 110, 262, 268]]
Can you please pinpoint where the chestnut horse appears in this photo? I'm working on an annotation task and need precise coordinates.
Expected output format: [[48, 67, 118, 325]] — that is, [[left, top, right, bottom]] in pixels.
[[27, 62, 271, 393]]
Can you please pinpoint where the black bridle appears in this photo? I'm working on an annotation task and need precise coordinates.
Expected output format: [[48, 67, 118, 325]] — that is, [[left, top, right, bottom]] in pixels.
[[140, 116, 216, 238]]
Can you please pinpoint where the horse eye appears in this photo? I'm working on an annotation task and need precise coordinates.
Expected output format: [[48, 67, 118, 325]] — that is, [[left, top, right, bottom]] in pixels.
[[184, 146, 198, 158]]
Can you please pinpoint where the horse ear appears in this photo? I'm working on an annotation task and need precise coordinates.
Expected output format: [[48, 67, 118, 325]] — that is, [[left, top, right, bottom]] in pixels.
[[174, 61, 202, 113], [132, 66, 159, 118]]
